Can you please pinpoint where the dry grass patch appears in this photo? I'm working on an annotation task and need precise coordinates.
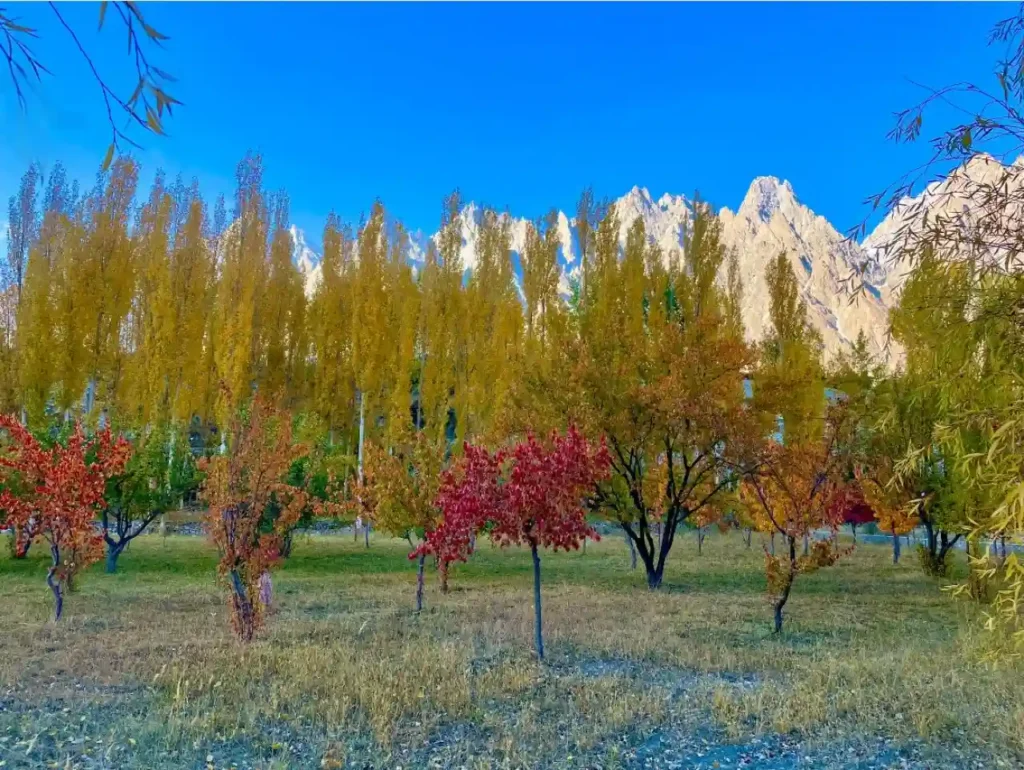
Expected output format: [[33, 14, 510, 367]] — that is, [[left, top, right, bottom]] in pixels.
[[0, 531, 1021, 767]]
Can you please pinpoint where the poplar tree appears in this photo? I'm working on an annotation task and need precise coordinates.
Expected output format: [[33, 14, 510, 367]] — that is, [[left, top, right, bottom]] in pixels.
[[309, 213, 356, 442], [419, 193, 465, 446], [78, 158, 139, 421], [212, 153, 267, 426], [463, 208, 521, 441], [260, 193, 306, 408], [18, 164, 75, 425]]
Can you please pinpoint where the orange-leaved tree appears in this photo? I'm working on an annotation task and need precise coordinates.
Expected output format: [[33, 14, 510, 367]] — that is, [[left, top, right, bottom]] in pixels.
[[0, 415, 130, 620], [200, 396, 311, 642], [856, 461, 919, 564], [511, 203, 760, 590], [740, 404, 852, 633], [416, 426, 609, 660], [364, 433, 447, 611]]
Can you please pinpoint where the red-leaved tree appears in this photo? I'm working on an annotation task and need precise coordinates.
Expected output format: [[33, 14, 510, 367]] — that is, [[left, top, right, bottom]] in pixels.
[[0, 415, 131, 620], [200, 397, 313, 642], [416, 426, 610, 660]]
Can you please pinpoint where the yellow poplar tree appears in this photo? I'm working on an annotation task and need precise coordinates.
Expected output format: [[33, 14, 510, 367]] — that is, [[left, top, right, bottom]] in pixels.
[[212, 153, 267, 426], [309, 213, 356, 443]]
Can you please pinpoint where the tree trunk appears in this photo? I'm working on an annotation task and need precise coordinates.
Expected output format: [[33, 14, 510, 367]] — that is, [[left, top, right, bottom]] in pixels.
[[1000, 535, 1008, 561], [802, 533, 809, 557], [647, 565, 664, 590], [531, 543, 544, 661], [47, 544, 63, 621], [697, 527, 705, 555], [364, 522, 370, 548], [280, 531, 294, 559], [770, 532, 776, 556], [892, 526, 901, 564], [439, 560, 449, 594], [773, 536, 797, 634], [105, 541, 124, 574], [229, 569, 255, 642], [744, 528, 752, 548], [9, 525, 30, 558], [415, 552, 426, 613], [851, 522, 858, 543]]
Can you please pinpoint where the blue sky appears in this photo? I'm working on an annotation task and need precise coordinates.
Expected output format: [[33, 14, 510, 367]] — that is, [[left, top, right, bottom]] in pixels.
[[0, 2, 1011, 244]]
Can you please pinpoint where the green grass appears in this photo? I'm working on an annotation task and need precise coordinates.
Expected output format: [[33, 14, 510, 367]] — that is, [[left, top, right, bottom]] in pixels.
[[0, 531, 1020, 769]]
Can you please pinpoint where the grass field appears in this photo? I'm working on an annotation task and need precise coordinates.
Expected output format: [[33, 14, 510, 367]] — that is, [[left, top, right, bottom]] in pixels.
[[0, 531, 1020, 769]]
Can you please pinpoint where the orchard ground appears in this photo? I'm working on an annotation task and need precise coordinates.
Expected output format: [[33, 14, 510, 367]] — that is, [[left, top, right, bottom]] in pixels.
[[0, 532, 1020, 770]]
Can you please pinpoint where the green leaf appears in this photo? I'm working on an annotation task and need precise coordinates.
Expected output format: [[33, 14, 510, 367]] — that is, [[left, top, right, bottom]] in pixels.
[[961, 128, 972, 150], [101, 143, 115, 173]]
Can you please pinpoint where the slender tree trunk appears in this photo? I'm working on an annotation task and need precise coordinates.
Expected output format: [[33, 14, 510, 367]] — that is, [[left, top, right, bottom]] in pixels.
[[105, 541, 124, 574], [8, 526, 29, 558], [439, 559, 449, 594], [851, 522, 858, 543], [744, 528, 752, 549], [364, 522, 370, 548], [415, 553, 426, 613], [47, 544, 63, 621], [1000, 535, 1008, 561], [770, 532, 776, 556], [229, 569, 255, 642], [697, 527, 705, 555], [802, 533, 809, 557], [531, 543, 544, 661], [892, 526, 901, 564], [258, 571, 273, 611], [773, 536, 798, 634]]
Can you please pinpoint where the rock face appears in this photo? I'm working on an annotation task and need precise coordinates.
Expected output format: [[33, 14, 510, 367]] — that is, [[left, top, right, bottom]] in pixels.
[[719, 177, 891, 364], [294, 175, 928, 367], [862, 153, 1024, 300]]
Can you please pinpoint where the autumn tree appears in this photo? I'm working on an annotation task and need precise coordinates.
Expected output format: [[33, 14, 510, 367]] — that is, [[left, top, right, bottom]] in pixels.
[[741, 404, 851, 633], [462, 208, 522, 442], [200, 396, 311, 641], [259, 193, 307, 408], [855, 6, 1024, 651], [513, 202, 760, 589], [365, 432, 446, 611], [309, 213, 356, 442], [78, 157, 140, 421], [417, 426, 609, 659], [418, 193, 466, 447], [0, 415, 130, 619], [211, 154, 267, 427], [17, 163, 76, 427], [101, 424, 197, 572]]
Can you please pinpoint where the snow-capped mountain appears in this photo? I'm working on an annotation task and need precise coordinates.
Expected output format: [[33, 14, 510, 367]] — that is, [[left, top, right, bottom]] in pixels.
[[292, 176, 913, 366]]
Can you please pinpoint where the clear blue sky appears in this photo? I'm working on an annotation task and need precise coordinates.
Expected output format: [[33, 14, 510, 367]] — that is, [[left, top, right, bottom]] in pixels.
[[0, 2, 1011, 244]]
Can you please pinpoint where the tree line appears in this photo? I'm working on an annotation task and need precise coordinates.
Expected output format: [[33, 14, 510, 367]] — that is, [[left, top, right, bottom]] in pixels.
[[0, 149, 1017, 656]]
